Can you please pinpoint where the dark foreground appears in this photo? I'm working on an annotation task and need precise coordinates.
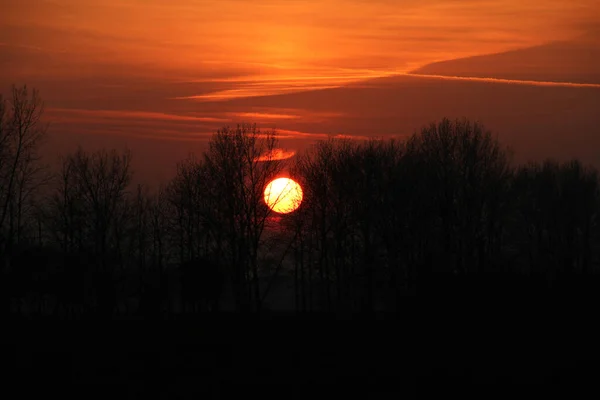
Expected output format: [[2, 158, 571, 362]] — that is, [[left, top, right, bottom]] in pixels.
[[5, 301, 600, 399]]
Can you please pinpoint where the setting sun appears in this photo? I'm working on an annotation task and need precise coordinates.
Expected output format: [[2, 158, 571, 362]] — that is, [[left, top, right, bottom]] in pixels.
[[264, 178, 303, 214]]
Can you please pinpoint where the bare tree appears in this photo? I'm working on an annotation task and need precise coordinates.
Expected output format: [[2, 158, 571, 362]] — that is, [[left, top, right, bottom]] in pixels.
[[289, 119, 513, 311], [294, 138, 409, 313], [0, 85, 47, 255], [293, 139, 368, 312], [48, 148, 132, 258], [202, 123, 286, 312], [149, 185, 170, 271], [408, 118, 512, 281], [165, 155, 209, 264], [45, 147, 132, 318], [512, 159, 600, 291]]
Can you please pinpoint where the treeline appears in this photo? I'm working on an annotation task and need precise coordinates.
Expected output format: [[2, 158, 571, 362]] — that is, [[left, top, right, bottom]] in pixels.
[[1, 85, 599, 319], [291, 123, 600, 312]]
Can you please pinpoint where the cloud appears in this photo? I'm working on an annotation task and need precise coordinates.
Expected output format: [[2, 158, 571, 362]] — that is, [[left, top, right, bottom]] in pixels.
[[255, 148, 297, 162], [170, 71, 398, 101], [224, 108, 346, 122], [225, 112, 300, 120], [173, 85, 342, 102], [276, 129, 374, 141], [44, 108, 227, 142], [45, 108, 229, 123], [406, 73, 600, 88], [51, 122, 215, 142]]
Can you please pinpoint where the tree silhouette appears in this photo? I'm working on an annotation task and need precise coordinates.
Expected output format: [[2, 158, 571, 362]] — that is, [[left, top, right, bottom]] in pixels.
[[166, 155, 211, 265], [293, 139, 401, 312], [512, 159, 600, 294], [1, 96, 599, 320], [0, 85, 47, 261], [288, 119, 514, 312], [400, 118, 513, 298], [201, 123, 286, 312], [44, 147, 132, 319]]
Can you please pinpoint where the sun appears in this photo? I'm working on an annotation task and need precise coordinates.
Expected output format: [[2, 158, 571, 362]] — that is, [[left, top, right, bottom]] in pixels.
[[264, 178, 303, 214]]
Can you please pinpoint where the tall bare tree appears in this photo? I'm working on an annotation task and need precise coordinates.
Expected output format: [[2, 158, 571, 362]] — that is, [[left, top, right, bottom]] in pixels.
[[202, 123, 286, 312], [0, 85, 47, 255], [48, 148, 132, 263], [408, 118, 512, 279], [45, 147, 132, 318]]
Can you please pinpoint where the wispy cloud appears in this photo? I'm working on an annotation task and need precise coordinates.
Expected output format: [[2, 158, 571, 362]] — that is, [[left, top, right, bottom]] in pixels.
[[406, 73, 600, 88], [255, 148, 297, 162], [52, 122, 215, 142], [224, 108, 346, 122], [45, 108, 229, 122], [169, 71, 400, 101], [43, 106, 354, 143], [0, 42, 46, 52], [276, 129, 374, 141], [226, 112, 299, 120], [173, 85, 343, 102]]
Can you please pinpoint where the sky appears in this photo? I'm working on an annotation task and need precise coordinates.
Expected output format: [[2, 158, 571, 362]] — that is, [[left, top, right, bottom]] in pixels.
[[1, 0, 599, 185]]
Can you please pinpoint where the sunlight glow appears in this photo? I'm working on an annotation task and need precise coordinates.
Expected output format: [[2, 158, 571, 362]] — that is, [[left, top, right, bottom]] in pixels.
[[264, 178, 303, 214]]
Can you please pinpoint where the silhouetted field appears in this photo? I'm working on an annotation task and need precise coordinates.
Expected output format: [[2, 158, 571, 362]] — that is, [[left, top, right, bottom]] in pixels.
[[5, 308, 600, 398]]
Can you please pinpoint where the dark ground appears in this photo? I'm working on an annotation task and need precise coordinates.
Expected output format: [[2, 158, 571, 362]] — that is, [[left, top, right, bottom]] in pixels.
[[5, 300, 600, 399]]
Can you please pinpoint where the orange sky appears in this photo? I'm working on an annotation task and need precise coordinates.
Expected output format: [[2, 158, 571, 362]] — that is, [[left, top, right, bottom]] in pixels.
[[1, 0, 599, 185], [3, 0, 598, 88]]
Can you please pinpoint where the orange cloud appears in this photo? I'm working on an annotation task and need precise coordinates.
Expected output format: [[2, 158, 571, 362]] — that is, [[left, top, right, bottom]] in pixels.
[[255, 148, 297, 162], [226, 112, 300, 120], [170, 71, 399, 101], [225, 109, 346, 121], [406, 73, 600, 88], [276, 129, 373, 141], [45, 108, 228, 122], [173, 85, 340, 102]]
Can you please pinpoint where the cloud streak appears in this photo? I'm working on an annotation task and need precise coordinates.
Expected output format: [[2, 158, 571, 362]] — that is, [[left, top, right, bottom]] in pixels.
[[225, 108, 346, 122], [406, 73, 600, 88], [45, 108, 229, 122], [255, 148, 297, 162], [171, 71, 399, 101]]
